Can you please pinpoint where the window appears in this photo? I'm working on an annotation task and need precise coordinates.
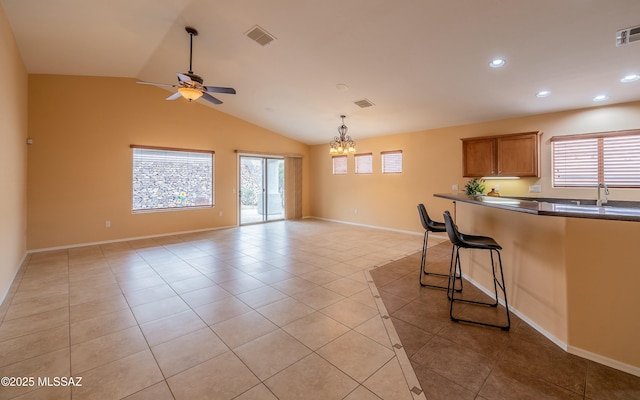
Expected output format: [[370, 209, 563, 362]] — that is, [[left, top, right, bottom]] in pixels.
[[355, 153, 372, 174], [551, 130, 640, 187], [131, 145, 214, 211], [332, 155, 347, 175], [381, 150, 403, 174]]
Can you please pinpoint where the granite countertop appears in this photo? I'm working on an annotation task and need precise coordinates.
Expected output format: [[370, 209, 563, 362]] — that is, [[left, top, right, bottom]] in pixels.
[[434, 193, 640, 222]]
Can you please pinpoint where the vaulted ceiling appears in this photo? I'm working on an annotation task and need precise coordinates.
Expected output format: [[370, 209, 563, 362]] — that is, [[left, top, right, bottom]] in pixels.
[[3, 0, 640, 144]]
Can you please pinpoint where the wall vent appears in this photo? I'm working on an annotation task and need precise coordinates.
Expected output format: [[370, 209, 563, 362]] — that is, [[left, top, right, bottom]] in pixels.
[[354, 98, 375, 108], [246, 25, 276, 46], [616, 24, 640, 46]]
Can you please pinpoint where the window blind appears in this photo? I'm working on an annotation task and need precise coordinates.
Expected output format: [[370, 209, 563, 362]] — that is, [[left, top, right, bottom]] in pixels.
[[332, 156, 348, 175], [355, 153, 372, 174], [381, 150, 403, 174], [551, 130, 640, 188], [603, 135, 640, 187]]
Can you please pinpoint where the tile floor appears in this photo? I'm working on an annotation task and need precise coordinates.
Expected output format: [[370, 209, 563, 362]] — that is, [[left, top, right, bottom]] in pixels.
[[370, 241, 640, 400], [0, 220, 425, 400], [1, 219, 638, 400]]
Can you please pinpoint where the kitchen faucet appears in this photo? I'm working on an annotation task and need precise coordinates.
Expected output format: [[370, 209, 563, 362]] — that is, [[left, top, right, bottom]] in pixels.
[[596, 182, 609, 206]]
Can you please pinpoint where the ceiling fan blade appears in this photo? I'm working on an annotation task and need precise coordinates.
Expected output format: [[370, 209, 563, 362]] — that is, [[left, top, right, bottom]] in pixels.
[[204, 86, 236, 95], [177, 73, 192, 82], [137, 81, 176, 88], [166, 92, 182, 101], [202, 92, 223, 105]]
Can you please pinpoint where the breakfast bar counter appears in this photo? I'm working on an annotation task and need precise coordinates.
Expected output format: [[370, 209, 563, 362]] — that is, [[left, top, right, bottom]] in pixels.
[[434, 192, 640, 222], [432, 192, 640, 375]]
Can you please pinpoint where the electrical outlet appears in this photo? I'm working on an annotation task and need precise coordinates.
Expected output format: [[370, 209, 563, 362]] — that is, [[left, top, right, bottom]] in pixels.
[[354, 209, 358, 214], [529, 185, 542, 193], [219, 211, 223, 217], [494, 184, 500, 192], [452, 184, 459, 191], [105, 220, 111, 228]]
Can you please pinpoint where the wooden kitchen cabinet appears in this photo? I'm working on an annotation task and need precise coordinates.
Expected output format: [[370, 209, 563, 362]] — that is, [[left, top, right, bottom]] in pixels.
[[462, 131, 541, 177]]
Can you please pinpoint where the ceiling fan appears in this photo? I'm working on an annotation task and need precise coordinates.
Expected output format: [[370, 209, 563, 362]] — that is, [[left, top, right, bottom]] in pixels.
[[137, 26, 236, 104]]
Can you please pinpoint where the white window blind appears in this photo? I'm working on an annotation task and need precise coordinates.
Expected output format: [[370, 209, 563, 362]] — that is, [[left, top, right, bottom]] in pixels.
[[603, 135, 640, 186], [381, 150, 403, 174], [131, 146, 214, 211], [552, 130, 640, 188], [332, 155, 347, 175], [355, 153, 372, 174]]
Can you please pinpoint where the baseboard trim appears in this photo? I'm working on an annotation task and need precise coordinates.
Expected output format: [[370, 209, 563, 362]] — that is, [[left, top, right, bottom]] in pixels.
[[0, 252, 29, 318], [310, 216, 423, 237], [568, 346, 640, 377], [27, 225, 237, 254]]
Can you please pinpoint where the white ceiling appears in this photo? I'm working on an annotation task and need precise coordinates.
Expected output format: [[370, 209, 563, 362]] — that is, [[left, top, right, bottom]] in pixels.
[[3, 0, 640, 145]]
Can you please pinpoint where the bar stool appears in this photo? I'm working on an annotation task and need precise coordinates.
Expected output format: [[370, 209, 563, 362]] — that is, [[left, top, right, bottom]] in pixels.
[[442, 211, 511, 330], [417, 204, 462, 291]]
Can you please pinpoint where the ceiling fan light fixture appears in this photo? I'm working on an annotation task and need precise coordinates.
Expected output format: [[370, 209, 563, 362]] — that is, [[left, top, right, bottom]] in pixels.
[[178, 87, 203, 101], [137, 26, 235, 105]]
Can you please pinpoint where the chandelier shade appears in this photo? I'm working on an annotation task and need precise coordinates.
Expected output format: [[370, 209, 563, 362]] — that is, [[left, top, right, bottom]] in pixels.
[[329, 115, 356, 154]]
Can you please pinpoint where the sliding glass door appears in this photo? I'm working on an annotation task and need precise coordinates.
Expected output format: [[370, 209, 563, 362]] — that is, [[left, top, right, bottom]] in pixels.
[[239, 156, 285, 224]]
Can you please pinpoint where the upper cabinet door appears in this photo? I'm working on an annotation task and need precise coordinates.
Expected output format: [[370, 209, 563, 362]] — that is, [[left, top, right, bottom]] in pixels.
[[462, 131, 541, 178], [462, 137, 496, 177], [497, 133, 540, 177]]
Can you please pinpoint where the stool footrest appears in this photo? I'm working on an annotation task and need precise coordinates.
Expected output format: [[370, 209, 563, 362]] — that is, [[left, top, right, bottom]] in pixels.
[[450, 316, 510, 331]]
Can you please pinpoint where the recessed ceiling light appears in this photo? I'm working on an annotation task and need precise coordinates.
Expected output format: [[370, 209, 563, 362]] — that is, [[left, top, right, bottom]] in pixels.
[[621, 74, 639, 83], [593, 94, 609, 102], [489, 58, 506, 68], [536, 90, 551, 98]]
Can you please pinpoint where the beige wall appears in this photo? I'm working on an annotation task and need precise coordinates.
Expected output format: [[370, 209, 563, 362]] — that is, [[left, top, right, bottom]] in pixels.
[[565, 218, 640, 370], [27, 75, 310, 249], [456, 203, 568, 344], [310, 101, 640, 233], [0, 6, 28, 302]]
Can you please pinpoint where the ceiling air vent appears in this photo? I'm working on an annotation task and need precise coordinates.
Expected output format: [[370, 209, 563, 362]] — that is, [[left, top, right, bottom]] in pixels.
[[616, 24, 640, 46], [246, 25, 276, 46], [354, 98, 375, 108]]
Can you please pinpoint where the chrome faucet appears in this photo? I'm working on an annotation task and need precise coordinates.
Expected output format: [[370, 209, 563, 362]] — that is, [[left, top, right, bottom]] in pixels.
[[596, 182, 609, 206]]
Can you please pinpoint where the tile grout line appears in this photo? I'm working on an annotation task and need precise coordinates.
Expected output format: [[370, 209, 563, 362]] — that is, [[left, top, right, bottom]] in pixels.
[[365, 259, 428, 400]]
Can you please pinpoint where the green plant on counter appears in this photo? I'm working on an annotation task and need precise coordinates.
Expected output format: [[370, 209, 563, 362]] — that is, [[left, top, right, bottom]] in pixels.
[[465, 178, 486, 196]]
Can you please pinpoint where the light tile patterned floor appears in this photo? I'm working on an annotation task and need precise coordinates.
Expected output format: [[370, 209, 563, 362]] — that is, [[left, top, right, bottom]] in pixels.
[[0, 219, 427, 400]]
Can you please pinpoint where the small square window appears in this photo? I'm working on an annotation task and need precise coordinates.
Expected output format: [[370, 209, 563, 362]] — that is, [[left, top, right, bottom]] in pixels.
[[355, 153, 372, 174], [381, 151, 402, 174], [332, 155, 348, 175]]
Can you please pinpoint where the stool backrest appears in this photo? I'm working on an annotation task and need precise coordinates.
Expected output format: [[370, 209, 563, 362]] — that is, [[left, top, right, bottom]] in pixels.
[[443, 211, 463, 246], [417, 203, 438, 232]]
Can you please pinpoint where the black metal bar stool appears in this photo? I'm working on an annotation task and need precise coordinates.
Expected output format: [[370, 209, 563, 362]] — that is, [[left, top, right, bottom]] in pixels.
[[442, 211, 511, 330], [417, 204, 462, 291]]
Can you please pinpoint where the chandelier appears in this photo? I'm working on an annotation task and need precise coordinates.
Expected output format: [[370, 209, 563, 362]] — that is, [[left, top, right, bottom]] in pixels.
[[329, 115, 356, 154]]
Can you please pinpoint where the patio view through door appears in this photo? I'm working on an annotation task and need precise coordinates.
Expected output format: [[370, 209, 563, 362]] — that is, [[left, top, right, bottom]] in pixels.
[[239, 156, 285, 224]]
